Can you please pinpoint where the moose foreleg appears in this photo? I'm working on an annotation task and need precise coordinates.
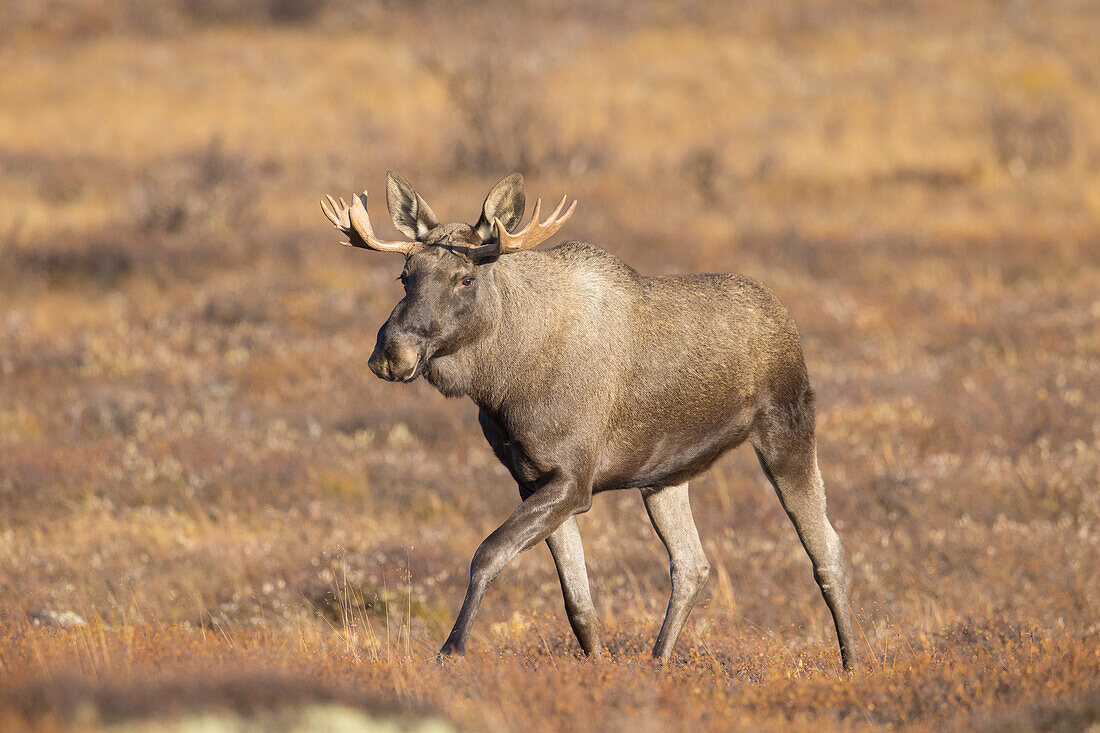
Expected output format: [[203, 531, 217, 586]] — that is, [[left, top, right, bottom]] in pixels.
[[546, 516, 601, 657], [439, 476, 591, 656]]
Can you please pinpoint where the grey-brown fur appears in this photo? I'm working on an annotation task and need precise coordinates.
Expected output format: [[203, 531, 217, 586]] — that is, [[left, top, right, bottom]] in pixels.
[[328, 172, 855, 669]]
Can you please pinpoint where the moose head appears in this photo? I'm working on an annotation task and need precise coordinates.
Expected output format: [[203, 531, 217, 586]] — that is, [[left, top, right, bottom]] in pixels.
[[321, 172, 575, 383]]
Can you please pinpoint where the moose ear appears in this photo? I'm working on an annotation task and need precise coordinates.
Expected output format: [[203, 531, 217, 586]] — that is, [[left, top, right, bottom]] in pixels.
[[386, 170, 441, 240], [474, 173, 525, 241]]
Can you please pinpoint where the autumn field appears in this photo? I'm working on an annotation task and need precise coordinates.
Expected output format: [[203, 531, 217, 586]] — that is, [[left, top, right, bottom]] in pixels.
[[1, 0, 1098, 730]]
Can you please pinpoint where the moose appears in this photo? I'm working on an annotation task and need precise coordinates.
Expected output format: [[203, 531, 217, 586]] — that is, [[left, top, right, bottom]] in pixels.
[[320, 172, 855, 669]]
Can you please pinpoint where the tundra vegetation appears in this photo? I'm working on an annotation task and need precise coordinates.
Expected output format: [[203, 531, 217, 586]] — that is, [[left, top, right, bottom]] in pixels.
[[0, 1, 1098, 731]]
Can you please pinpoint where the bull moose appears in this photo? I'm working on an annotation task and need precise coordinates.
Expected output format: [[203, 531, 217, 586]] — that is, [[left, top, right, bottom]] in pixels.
[[320, 172, 855, 669]]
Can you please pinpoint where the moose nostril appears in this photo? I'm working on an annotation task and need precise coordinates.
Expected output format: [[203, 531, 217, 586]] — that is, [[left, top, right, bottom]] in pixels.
[[368, 349, 387, 379], [392, 348, 422, 382]]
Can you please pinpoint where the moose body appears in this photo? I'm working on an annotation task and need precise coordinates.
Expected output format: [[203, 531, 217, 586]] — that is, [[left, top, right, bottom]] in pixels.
[[321, 172, 855, 668]]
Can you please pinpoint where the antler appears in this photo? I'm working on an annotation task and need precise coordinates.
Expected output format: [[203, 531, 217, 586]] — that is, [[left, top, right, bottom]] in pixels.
[[493, 195, 577, 254], [320, 191, 413, 254]]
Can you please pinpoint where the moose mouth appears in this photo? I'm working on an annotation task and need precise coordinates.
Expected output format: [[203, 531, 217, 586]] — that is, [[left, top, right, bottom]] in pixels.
[[398, 355, 423, 382], [393, 346, 434, 383]]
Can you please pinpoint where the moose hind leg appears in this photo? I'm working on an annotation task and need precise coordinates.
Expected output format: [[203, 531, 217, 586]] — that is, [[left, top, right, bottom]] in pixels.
[[755, 444, 856, 670], [641, 483, 710, 663], [546, 516, 602, 657]]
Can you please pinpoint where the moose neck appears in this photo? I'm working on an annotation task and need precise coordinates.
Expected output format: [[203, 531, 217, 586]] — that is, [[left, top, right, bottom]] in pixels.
[[423, 251, 562, 410]]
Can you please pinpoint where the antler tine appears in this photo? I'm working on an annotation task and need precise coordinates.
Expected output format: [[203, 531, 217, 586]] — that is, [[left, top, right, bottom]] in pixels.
[[493, 194, 576, 254], [510, 197, 543, 240], [319, 190, 413, 254], [545, 194, 568, 222], [559, 197, 578, 224], [320, 195, 341, 227]]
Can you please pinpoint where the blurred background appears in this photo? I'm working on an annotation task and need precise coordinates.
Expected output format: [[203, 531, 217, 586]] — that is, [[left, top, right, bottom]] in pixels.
[[1, 1, 1098, 730]]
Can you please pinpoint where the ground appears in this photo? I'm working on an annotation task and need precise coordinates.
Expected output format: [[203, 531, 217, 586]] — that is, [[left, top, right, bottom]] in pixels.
[[0, 1, 1098, 730]]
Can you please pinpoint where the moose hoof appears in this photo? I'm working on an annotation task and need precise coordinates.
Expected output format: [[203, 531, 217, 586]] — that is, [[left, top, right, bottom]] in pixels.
[[437, 639, 466, 660]]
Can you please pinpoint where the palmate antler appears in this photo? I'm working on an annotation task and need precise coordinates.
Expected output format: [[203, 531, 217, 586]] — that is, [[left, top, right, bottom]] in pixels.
[[320, 191, 413, 255], [493, 195, 577, 254], [458, 194, 577, 260], [321, 184, 576, 260]]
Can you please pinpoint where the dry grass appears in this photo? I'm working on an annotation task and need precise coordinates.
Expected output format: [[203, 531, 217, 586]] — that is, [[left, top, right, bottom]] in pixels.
[[1, 1, 1098, 730]]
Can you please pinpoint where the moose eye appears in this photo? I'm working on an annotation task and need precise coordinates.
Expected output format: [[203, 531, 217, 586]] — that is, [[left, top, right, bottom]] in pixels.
[[459, 277, 474, 288]]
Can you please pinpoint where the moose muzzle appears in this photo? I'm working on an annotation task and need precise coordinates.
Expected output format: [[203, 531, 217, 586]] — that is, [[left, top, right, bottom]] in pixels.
[[368, 325, 424, 382]]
